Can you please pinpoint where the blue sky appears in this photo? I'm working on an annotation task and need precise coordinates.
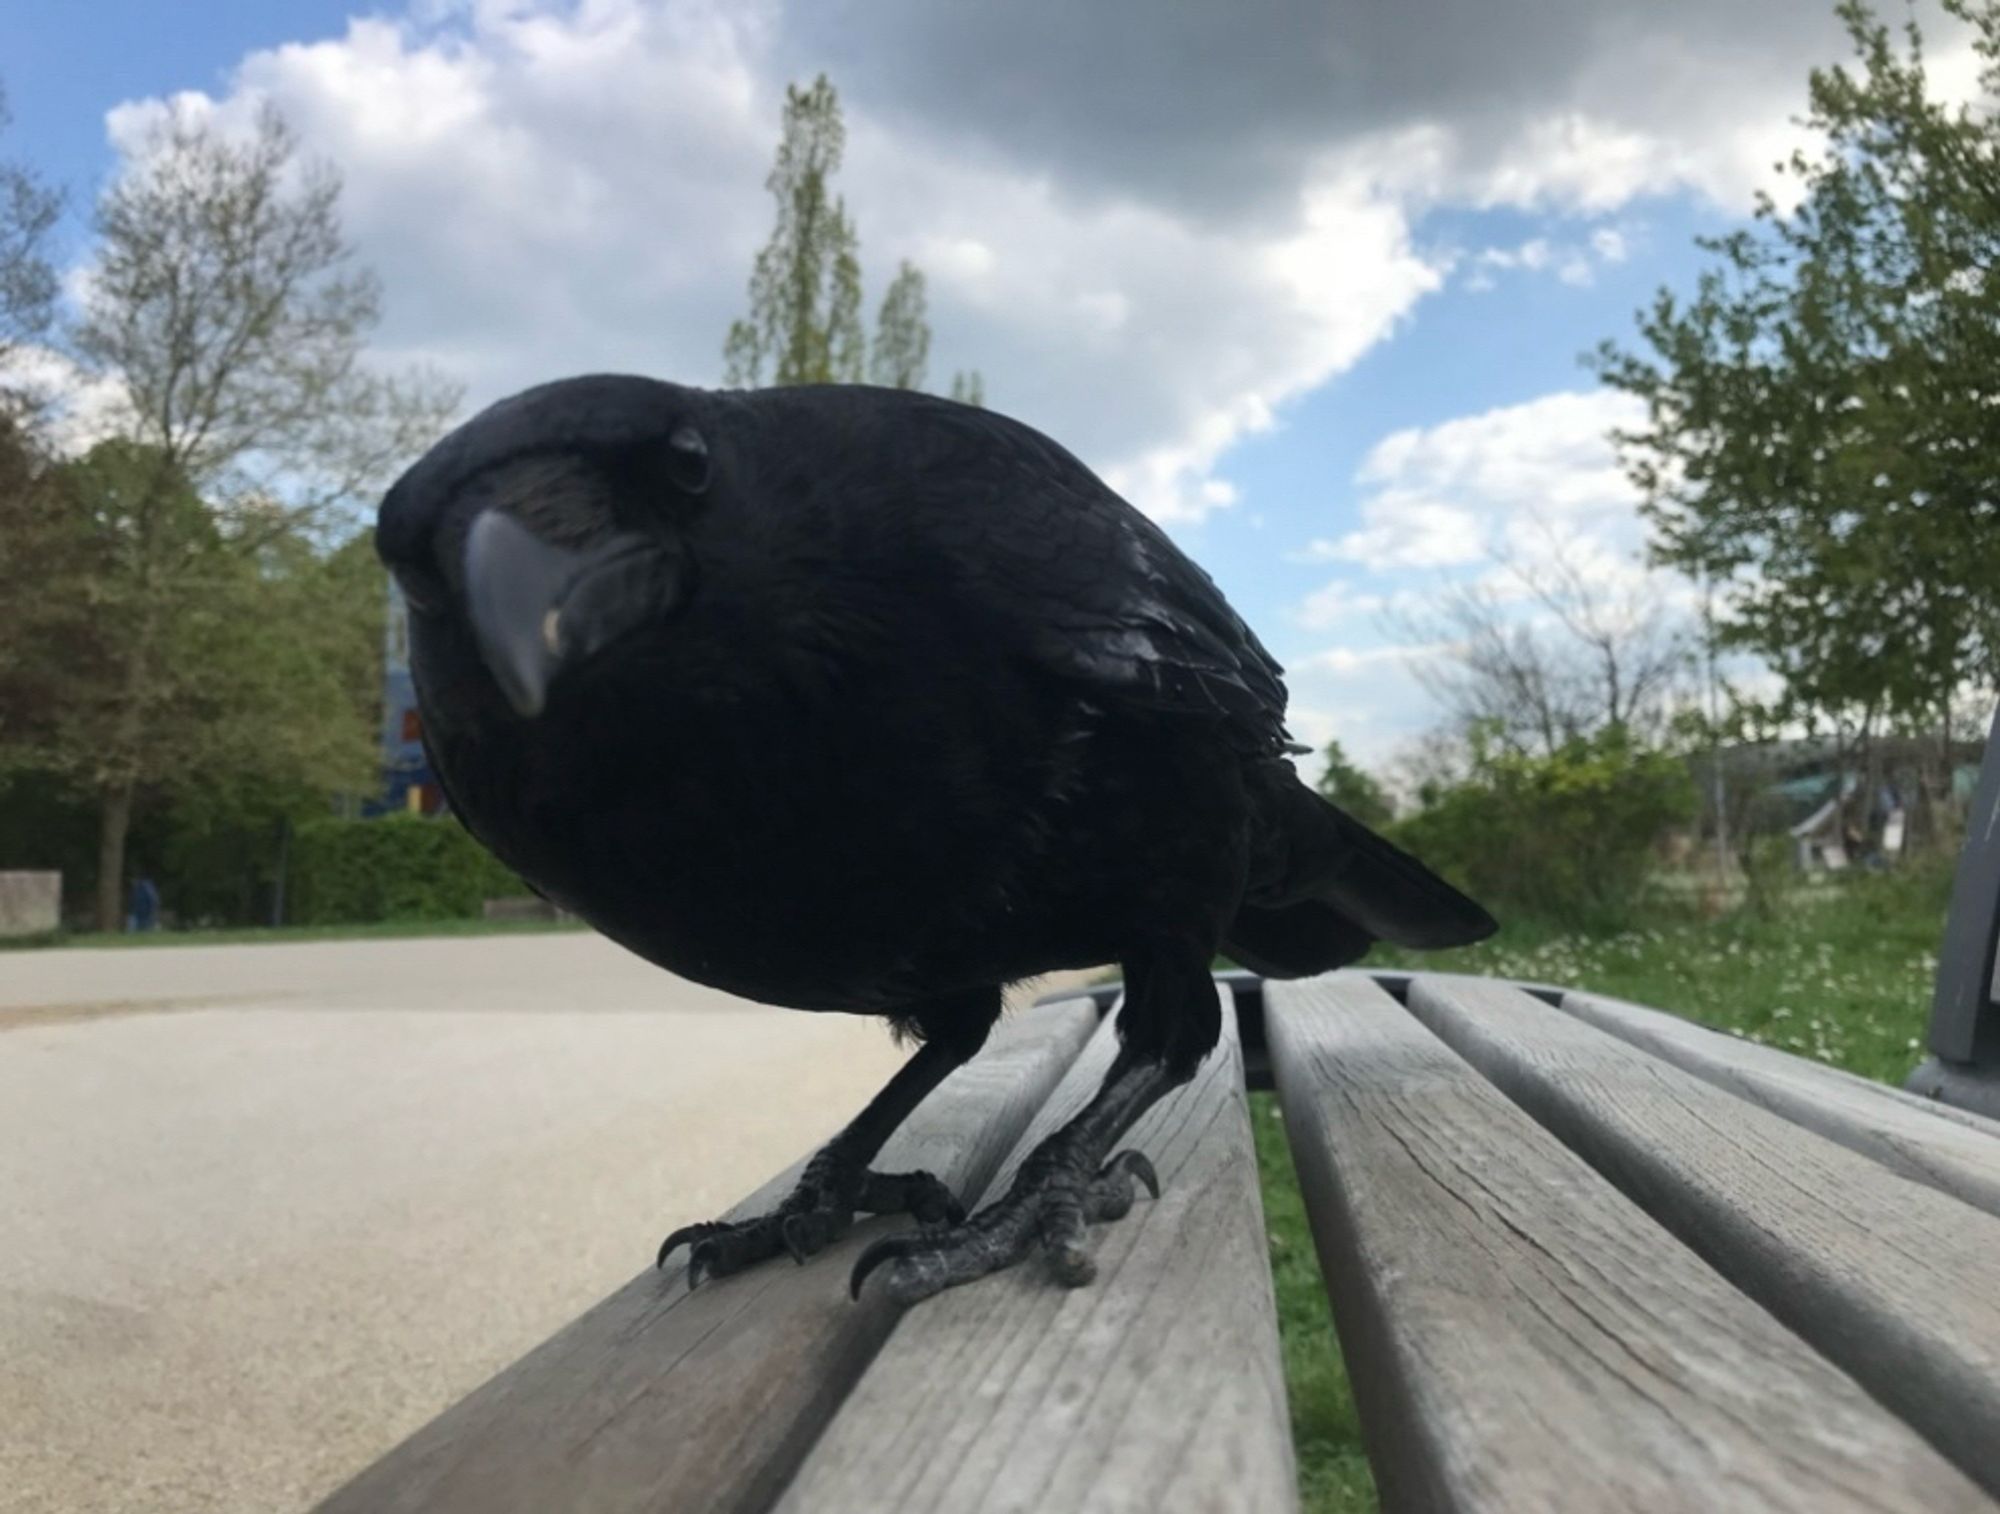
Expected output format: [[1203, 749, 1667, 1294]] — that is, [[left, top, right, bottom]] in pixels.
[[3, 0, 1927, 769], [1190, 199, 1732, 632]]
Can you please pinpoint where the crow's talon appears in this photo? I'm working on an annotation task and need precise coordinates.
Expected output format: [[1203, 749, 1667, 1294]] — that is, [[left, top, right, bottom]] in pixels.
[[849, 1233, 921, 1300], [849, 1140, 1163, 1305], [657, 1220, 731, 1271], [1083, 1149, 1159, 1223], [656, 1160, 967, 1286], [1111, 1149, 1161, 1199]]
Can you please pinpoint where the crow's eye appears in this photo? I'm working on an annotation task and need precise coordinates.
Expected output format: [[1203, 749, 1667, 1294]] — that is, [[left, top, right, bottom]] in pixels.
[[392, 565, 445, 616], [665, 424, 711, 495]]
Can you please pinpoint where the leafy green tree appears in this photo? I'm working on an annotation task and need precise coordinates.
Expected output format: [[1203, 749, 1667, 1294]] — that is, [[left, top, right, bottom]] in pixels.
[[870, 261, 930, 390], [22, 102, 458, 928], [122, 530, 387, 927], [14, 441, 385, 928], [0, 526, 385, 929], [0, 81, 59, 388], [1315, 739, 1394, 828], [0, 82, 60, 731], [949, 369, 986, 407], [1596, 0, 2000, 743]]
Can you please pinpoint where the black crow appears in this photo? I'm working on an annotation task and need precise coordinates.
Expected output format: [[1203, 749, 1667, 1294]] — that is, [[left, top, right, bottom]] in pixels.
[[375, 375, 1494, 1304]]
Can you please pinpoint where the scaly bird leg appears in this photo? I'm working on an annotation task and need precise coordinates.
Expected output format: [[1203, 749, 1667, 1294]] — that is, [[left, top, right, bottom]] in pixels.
[[848, 1048, 1180, 1305], [657, 1023, 982, 1288]]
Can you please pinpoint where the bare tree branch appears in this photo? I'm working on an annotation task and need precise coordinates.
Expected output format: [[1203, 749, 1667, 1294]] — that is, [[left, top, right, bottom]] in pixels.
[[1397, 518, 1693, 756]]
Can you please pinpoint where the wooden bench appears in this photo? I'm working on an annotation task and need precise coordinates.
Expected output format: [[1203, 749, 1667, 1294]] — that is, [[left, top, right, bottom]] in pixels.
[[311, 969, 2000, 1513], [316, 728, 2000, 1512]]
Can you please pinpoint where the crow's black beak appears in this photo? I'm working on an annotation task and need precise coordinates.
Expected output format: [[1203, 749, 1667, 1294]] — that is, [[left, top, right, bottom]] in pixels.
[[463, 510, 687, 718], [464, 511, 575, 717]]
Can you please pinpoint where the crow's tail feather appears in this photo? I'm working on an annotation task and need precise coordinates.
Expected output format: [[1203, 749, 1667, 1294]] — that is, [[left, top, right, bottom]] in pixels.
[[1223, 899, 1376, 979], [1240, 767, 1497, 962]]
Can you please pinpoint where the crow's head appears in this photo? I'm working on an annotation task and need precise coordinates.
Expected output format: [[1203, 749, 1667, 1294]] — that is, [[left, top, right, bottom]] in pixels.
[[377, 374, 715, 718]]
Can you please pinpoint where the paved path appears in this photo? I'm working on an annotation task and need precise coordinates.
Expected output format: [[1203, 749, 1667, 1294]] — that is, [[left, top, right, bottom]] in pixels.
[[0, 933, 1095, 1514]]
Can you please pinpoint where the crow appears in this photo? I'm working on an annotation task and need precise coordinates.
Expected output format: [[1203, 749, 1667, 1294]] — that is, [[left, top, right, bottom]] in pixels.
[[375, 375, 1495, 1304]]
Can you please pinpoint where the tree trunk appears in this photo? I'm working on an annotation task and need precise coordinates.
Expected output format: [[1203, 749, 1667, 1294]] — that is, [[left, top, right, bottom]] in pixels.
[[270, 814, 291, 928], [95, 780, 135, 933]]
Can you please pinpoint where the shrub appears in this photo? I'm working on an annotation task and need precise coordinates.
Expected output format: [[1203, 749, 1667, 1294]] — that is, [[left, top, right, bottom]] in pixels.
[[1316, 738, 1395, 829], [1392, 725, 1697, 932], [288, 813, 529, 924]]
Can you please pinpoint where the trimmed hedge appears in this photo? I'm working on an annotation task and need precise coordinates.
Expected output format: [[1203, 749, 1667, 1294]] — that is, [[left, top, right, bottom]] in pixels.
[[288, 814, 530, 924]]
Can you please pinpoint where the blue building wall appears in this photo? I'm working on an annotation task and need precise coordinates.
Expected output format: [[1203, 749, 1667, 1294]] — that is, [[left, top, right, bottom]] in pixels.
[[372, 578, 442, 815]]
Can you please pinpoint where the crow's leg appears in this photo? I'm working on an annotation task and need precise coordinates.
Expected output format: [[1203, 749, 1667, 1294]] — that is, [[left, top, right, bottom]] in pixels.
[[657, 993, 994, 1287], [849, 946, 1220, 1305]]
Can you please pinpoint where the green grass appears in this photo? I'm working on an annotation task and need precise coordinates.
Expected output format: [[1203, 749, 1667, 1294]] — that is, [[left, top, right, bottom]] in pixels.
[[1374, 861, 1953, 1084], [0, 915, 587, 950], [1252, 1089, 1376, 1512], [1251, 858, 1958, 1513]]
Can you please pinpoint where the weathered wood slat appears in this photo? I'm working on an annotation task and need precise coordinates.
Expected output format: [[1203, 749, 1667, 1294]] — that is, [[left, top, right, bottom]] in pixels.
[[1264, 974, 1986, 1513], [1561, 988, 2000, 1219], [775, 988, 1298, 1514], [1408, 974, 2000, 1500], [311, 996, 1098, 1514]]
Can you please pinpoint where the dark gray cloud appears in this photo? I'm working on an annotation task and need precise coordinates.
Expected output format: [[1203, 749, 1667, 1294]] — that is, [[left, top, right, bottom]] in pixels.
[[775, 0, 1868, 221]]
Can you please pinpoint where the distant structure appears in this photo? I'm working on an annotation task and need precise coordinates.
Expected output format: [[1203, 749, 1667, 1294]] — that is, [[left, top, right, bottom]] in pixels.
[[377, 578, 444, 815]]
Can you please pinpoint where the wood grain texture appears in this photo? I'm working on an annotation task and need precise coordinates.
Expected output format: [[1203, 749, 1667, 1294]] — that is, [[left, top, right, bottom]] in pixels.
[[1264, 973, 1986, 1514], [311, 996, 1098, 1514], [1562, 988, 2000, 1219], [775, 987, 1298, 1514], [1408, 974, 2000, 1501]]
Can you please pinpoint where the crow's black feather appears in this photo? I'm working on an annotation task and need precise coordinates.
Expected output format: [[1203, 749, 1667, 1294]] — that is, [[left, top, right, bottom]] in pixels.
[[376, 374, 1495, 1296]]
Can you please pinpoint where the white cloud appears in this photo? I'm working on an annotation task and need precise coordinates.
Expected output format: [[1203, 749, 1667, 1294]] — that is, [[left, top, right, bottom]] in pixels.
[[1465, 223, 1634, 291], [1321, 500, 1488, 572], [1280, 386, 1688, 761], [1292, 579, 1386, 632], [1320, 388, 1645, 573], [6, 347, 133, 456], [1282, 637, 1459, 771], [1290, 642, 1448, 677]]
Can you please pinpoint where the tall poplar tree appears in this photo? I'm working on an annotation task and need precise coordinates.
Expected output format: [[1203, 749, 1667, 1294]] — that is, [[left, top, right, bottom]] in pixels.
[[723, 76, 866, 387], [724, 77, 983, 401], [870, 261, 930, 390]]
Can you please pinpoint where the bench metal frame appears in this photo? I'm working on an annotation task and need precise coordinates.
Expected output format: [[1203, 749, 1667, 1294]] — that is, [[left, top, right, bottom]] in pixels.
[[1911, 702, 2000, 1117]]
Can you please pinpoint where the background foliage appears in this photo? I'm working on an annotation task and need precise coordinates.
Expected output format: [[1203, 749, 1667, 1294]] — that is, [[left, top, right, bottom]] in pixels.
[[1390, 725, 1699, 931], [287, 815, 529, 926]]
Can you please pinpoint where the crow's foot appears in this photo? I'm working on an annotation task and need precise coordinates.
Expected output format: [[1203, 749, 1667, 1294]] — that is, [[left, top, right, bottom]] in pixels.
[[848, 1140, 1160, 1305], [657, 1146, 963, 1288]]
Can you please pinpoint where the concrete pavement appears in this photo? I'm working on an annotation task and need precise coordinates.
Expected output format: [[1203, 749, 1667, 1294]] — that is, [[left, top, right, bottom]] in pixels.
[[0, 932, 1094, 1514]]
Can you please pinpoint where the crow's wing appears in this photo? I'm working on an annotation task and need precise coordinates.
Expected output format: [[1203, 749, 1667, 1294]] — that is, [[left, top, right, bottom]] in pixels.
[[877, 394, 1294, 755]]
